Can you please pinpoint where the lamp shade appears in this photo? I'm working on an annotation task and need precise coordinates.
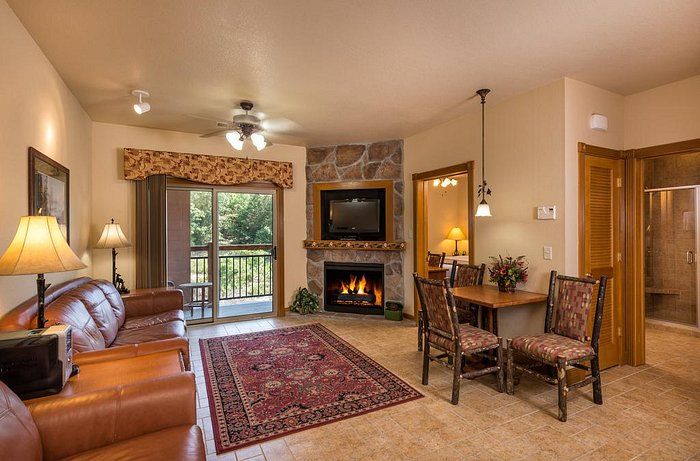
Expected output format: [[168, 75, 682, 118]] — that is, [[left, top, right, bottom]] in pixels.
[[475, 200, 492, 217], [0, 216, 86, 276], [95, 220, 131, 249], [446, 227, 467, 241]]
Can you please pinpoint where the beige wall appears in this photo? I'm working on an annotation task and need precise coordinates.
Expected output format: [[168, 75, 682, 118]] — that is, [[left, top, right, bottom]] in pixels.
[[425, 174, 468, 256], [90, 122, 307, 306], [404, 80, 566, 329], [0, 1, 92, 316], [563, 78, 625, 273], [624, 75, 700, 149]]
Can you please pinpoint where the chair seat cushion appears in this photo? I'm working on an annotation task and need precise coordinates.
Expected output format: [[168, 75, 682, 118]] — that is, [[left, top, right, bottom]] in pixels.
[[511, 333, 594, 364], [122, 309, 185, 330], [60, 425, 205, 461], [429, 324, 498, 352], [112, 320, 186, 347]]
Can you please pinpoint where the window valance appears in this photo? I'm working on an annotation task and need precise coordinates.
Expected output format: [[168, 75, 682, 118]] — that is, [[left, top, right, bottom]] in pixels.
[[123, 148, 294, 188]]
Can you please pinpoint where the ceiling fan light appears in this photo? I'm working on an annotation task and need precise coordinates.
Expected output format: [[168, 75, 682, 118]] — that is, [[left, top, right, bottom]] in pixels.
[[441, 178, 451, 187], [432, 179, 440, 187], [475, 199, 492, 217], [226, 131, 244, 150], [450, 178, 458, 186], [251, 132, 267, 151], [133, 102, 150, 115]]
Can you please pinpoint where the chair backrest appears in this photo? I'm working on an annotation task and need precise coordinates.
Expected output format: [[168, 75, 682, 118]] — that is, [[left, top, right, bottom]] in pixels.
[[427, 251, 445, 267], [413, 273, 458, 343], [544, 271, 608, 346], [450, 262, 485, 288], [0, 380, 42, 461]]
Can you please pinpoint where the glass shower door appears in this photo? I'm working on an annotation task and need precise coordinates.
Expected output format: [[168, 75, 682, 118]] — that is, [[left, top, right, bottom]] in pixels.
[[645, 187, 699, 326]]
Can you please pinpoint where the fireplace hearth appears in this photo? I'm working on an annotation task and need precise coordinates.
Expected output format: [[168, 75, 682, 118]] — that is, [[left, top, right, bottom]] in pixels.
[[324, 262, 384, 315]]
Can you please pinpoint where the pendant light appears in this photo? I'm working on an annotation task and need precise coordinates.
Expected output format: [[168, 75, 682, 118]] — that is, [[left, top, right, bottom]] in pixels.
[[475, 88, 492, 217]]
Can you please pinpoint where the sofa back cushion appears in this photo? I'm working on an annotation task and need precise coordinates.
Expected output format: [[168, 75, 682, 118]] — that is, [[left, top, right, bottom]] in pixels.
[[0, 381, 42, 461]]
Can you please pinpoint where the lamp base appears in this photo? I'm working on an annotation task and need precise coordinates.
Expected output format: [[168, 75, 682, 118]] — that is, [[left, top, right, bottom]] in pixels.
[[115, 272, 130, 294]]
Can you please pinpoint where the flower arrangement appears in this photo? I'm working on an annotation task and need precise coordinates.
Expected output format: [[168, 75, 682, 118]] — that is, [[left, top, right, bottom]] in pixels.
[[488, 255, 528, 292]]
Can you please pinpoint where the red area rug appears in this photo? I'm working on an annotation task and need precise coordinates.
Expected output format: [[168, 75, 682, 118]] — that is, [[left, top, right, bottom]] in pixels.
[[200, 323, 422, 453]]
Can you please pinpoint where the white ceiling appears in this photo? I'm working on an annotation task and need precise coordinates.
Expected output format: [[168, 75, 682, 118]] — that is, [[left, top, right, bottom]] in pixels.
[[8, 0, 700, 146]]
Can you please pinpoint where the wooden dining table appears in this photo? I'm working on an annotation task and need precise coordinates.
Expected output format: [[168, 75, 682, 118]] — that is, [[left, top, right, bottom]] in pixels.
[[451, 285, 548, 335]]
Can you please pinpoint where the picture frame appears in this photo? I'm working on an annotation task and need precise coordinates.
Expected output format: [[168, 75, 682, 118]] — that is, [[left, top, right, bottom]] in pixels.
[[28, 147, 70, 243]]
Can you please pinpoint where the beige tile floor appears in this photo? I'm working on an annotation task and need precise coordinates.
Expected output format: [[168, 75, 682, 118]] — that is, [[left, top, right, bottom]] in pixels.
[[189, 313, 700, 461]]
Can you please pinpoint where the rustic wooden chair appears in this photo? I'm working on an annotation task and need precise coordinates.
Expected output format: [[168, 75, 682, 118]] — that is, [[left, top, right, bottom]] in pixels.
[[426, 251, 446, 268], [417, 252, 447, 350], [506, 270, 608, 422], [450, 262, 486, 326], [414, 273, 504, 404]]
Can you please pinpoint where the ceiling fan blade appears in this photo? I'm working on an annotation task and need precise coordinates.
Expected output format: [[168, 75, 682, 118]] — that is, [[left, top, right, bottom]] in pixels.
[[187, 113, 233, 124], [260, 117, 302, 134], [200, 128, 231, 138]]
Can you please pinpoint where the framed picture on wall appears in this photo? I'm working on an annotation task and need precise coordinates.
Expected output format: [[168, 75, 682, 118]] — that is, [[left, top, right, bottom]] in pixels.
[[28, 147, 70, 242]]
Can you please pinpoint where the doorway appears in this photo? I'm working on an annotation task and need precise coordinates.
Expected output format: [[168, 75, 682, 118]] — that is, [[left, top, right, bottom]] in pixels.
[[412, 162, 475, 321], [166, 181, 281, 324]]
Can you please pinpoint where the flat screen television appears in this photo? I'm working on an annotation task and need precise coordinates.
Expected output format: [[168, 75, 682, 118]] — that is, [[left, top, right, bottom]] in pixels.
[[329, 199, 380, 234]]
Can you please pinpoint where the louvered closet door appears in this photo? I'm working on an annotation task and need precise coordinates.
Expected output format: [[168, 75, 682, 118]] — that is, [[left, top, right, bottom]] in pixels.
[[583, 155, 623, 370]]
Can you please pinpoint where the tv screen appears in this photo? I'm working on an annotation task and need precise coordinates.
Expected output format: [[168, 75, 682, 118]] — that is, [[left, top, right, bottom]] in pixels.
[[329, 199, 380, 233]]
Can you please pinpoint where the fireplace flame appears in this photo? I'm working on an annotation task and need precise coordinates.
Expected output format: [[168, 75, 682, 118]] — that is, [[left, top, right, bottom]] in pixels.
[[337, 273, 382, 306]]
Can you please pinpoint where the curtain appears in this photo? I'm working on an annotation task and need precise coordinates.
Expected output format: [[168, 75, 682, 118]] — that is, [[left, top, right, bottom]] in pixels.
[[135, 174, 167, 288]]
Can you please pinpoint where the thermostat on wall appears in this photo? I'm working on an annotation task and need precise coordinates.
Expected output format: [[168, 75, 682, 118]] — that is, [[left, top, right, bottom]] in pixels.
[[537, 206, 556, 220]]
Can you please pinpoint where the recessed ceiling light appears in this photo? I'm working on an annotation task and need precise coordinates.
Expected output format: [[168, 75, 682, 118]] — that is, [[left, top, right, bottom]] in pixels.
[[131, 89, 150, 114]]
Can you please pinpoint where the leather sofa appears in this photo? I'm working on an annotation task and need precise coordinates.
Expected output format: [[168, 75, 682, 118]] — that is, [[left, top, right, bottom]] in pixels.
[[0, 373, 205, 460], [0, 277, 191, 370]]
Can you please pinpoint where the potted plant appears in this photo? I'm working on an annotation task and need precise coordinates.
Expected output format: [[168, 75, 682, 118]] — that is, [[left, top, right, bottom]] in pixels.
[[488, 255, 528, 293], [290, 287, 320, 314], [384, 301, 403, 321]]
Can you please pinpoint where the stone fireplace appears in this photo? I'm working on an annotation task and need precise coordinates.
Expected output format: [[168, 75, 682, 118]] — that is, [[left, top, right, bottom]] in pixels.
[[305, 140, 405, 313]]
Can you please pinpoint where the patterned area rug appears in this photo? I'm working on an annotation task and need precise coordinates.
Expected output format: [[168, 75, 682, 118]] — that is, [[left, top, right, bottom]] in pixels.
[[200, 323, 422, 453]]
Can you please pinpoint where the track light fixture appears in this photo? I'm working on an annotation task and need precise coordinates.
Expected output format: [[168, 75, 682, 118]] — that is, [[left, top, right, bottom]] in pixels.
[[131, 90, 150, 115]]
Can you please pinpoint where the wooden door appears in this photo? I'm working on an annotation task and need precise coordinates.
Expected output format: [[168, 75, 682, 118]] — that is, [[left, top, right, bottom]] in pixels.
[[581, 155, 624, 369]]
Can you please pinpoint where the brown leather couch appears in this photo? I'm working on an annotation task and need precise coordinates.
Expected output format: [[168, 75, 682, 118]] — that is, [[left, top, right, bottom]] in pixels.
[[0, 277, 191, 369], [0, 373, 205, 460]]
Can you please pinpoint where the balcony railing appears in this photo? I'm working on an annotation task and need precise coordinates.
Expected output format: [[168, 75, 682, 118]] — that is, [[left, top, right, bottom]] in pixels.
[[189, 244, 273, 302]]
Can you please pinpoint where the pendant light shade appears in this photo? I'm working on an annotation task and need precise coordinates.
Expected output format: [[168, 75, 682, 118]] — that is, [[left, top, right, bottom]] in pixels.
[[475, 88, 492, 217]]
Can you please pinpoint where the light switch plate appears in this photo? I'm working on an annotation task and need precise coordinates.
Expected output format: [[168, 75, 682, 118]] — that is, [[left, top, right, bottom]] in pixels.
[[543, 246, 553, 260], [537, 206, 557, 220]]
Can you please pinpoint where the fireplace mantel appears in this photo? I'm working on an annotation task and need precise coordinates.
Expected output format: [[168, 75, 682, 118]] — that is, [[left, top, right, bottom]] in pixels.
[[304, 239, 406, 251]]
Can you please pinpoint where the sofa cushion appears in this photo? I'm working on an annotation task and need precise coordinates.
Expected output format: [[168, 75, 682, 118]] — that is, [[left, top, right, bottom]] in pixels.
[[45, 296, 107, 352], [59, 426, 205, 461], [0, 381, 42, 461], [66, 282, 122, 345], [112, 320, 187, 347], [122, 310, 184, 330], [90, 280, 127, 328]]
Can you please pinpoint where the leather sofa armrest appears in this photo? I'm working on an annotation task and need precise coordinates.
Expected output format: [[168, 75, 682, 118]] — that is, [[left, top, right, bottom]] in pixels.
[[28, 372, 197, 461], [74, 337, 191, 371], [123, 288, 184, 318]]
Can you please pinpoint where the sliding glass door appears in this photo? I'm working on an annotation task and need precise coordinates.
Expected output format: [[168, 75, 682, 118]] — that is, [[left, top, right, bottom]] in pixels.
[[216, 190, 275, 320], [166, 182, 277, 324]]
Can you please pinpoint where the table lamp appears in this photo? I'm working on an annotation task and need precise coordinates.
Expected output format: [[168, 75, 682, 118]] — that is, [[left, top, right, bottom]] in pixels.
[[94, 218, 131, 294], [446, 227, 467, 256], [0, 216, 86, 328]]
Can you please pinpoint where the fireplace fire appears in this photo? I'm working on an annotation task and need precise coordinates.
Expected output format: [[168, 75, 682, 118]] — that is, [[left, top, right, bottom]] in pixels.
[[324, 262, 384, 315]]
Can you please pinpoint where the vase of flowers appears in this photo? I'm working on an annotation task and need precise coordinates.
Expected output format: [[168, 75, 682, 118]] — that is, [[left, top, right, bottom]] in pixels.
[[488, 255, 528, 293]]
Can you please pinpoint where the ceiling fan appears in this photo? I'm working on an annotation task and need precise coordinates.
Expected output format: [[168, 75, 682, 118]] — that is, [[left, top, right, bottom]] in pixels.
[[198, 100, 278, 151]]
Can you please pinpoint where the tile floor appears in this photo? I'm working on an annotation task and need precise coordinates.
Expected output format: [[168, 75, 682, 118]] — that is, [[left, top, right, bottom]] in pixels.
[[188, 313, 700, 461]]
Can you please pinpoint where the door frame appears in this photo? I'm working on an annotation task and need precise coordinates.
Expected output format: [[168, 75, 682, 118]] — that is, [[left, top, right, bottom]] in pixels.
[[579, 138, 700, 366], [166, 178, 286, 324], [412, 162, 475, 323]]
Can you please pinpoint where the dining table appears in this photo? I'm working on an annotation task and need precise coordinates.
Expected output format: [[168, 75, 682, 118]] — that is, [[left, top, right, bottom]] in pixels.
[[451, 285, 548, 335]]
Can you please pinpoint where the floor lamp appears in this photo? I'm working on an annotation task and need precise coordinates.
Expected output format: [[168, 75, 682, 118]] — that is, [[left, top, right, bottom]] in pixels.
[[0, 216, 86, 328], [94, 218, 131, 293]]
